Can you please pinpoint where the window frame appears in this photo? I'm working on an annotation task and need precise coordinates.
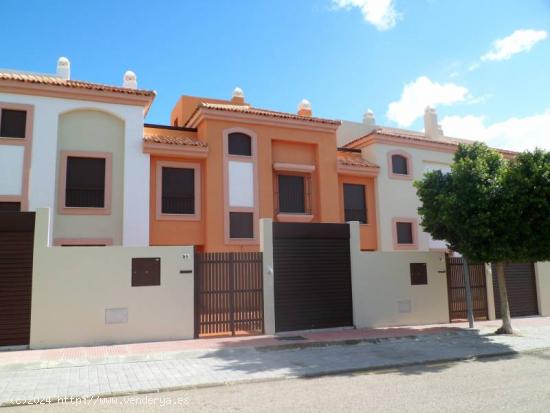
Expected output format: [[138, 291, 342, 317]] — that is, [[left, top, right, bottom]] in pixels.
[[392, 217, 418, 250], [58, 151, 112, 215], [223, 128, 259, 244], [275, 172, 312, 215], [0, 102, 34, 211], [387, 150, 413, 180], [343, 183, 368, 224], [156, 160, 201, 221]]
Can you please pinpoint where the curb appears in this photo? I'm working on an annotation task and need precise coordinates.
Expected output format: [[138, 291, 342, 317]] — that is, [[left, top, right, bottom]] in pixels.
[[2, 344, 548, 408]]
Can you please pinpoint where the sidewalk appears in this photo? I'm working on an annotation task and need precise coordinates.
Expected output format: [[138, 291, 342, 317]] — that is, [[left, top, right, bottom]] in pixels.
[[1, 317, 549, 406]]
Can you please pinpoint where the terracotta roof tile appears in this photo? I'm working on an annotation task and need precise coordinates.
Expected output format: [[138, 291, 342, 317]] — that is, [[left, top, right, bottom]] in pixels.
[[337, 153, 379, 168], [0, 71, 156, 97], [193, 102, 341, 126], [346, 127, 517, 156], [143, 134, 207, 148]]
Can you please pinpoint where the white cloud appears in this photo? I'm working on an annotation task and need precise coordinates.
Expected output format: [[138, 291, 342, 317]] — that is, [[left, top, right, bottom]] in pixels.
[[481, 29, 547, 62], [332, 0, 400, 31], [440, 110, 550, 152], [386, 76, 469, 127]]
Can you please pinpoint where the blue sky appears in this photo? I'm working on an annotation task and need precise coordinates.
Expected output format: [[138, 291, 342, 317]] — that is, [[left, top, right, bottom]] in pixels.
[[1, 0, 549, 150]]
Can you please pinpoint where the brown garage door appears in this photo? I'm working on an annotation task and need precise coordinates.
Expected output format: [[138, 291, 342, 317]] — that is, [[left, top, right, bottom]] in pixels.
[[0, 212, 35, 346], [273, 222, 353, 332], [492, 263, 538, 318]]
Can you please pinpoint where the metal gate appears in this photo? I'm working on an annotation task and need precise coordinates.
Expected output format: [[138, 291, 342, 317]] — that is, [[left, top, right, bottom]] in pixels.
[[446, 256, 489, 322], [492, 263, 538, 318], [273, 222, 353, 332], [0, 212, 35, 346], [194, 252, 264, 337]]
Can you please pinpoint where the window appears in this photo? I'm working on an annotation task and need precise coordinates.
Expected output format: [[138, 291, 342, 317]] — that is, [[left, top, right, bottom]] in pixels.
[[228, 132, 252, 156], [391, 154, 408, 175], [161, 167, 195, 214], [156, 161, 200, 221], [0, 109, 26, 138], [277, 174, 308, 213], [410, 263, 428, 285], [392, 218, 418, 250], [224, 129, 257, 243], [396, 222, 413, 244], [65, 157, 106, 208], [0, 202, 21, 211], [229, 212, 254, 238], [59, 151, 112, 215], [388, 151, 412, 179], [343, 183, 367, 224]]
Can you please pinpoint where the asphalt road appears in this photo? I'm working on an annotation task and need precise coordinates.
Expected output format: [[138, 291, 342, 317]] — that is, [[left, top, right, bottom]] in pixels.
[[5, 350, 550, 413]]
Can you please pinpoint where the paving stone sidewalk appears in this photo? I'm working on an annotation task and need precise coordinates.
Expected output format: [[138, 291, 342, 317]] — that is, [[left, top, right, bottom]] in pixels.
[[1, 323, 550, 406]]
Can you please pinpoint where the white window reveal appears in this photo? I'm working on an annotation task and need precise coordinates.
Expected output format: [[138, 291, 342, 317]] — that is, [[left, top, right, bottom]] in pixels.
[[228, 160, 254, 208], [0, 145, 24, 195]]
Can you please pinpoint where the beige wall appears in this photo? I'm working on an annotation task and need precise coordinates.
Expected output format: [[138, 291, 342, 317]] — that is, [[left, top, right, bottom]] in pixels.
[[54, 110, 125, 244], [350, 222, 449, 327], [535, 262, 550, 316], [30, 209, 194, 349], [362, 142, 454, 251]]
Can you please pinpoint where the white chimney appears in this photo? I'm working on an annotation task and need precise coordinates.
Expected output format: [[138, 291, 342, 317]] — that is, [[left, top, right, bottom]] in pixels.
[[56, 57, 70, 80], [123, 70, 137, 89], [424, 106, 443, 139], [231, 87, 245, 104], [363, 109, 376, 127], [297, 99, 312, 117]]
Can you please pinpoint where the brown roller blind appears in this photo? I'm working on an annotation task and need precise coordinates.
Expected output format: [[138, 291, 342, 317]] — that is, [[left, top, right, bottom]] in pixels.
[[161, 167, 195, 214], [391, 154, 408, 174], [229, 212, 253, 238], [65, 157, 106, 208], [343, 183, 367, 223], [0, 109, 26, 138], [396, 222, 413, 244]]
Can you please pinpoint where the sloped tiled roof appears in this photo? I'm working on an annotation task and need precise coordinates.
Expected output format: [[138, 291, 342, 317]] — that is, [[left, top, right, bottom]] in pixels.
[[143, 134, 207, 148], [346, 127, 517, 157], [337, 152, 379, 169], [189, 102, 341, 126], [0, 71, 156, 97]]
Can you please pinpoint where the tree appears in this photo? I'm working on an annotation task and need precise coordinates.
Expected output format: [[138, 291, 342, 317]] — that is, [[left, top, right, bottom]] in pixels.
[[415, 143, 515, 333]]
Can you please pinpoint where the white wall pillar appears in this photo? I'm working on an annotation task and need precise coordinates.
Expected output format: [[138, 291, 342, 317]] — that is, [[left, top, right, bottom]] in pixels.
[[260, 218, 275, 335], [485, 263, 496, 320], [122, 109, 150, 246], [348, 221, 361, 328], [535, 262, 550, 316]]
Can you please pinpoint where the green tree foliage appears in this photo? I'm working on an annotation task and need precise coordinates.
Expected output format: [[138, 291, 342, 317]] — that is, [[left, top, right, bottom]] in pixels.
[[415, 143, 550, 334]]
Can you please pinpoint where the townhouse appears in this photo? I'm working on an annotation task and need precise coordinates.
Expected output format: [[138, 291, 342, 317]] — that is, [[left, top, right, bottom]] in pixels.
[[1, 58, 549, 349], [0, 58, 154, 246]]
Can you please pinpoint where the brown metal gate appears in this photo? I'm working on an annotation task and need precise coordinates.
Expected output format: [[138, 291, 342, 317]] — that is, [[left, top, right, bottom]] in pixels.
[[492, 263, 538, 318], [194, 252, 264, 337], [273, 222, 353, 332], [0, 212, 35, 346], [446, 256, 488, 322]]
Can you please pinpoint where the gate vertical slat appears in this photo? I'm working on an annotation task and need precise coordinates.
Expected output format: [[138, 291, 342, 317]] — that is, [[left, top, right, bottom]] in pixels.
[[195, 251, 263, 337], [446, 256, 488, 322]]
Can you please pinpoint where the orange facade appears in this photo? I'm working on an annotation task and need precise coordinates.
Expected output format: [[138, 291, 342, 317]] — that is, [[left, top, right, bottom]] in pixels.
[[145, 94, 378, 251]]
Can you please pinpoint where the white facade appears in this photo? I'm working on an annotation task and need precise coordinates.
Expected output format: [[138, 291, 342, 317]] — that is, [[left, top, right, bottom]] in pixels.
[[0, 91, 150, 246], [0, 145, 24, 195], [361, 142, 454, 252]]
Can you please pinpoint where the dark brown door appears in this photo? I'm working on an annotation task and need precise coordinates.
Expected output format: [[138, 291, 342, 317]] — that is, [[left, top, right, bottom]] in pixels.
[[195, 252, 264, 337], [273, 222, 353, 332], [0, 212, 35, 346], [446, 256, 489, 322], [492, 263, 538, 318]]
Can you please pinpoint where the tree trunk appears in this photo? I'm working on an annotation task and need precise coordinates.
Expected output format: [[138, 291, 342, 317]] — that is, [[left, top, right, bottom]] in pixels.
[[495, 261, 514, 334], [462, 257, 474, 328]]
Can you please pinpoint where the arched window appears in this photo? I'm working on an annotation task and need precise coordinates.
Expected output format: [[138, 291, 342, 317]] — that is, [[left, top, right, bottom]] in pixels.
[[228, 132, 252, 156], [388, 150, 412, 179]]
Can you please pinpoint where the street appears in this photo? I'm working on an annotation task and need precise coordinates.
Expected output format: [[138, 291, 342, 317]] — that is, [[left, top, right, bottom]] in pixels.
[[5, 350, 550, 412]]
